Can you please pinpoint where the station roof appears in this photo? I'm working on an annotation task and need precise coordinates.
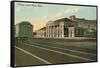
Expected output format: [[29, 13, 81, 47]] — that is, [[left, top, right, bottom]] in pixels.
[[54, 18, 77, 24], [35, 27, 46, 32]]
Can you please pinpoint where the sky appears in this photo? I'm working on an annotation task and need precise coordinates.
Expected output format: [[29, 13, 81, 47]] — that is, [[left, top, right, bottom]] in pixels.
[[15, 2, 97, 31]]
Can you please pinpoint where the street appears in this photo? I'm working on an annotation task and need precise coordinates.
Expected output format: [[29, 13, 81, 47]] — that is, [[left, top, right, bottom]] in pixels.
[[15, 38, 97, 66]]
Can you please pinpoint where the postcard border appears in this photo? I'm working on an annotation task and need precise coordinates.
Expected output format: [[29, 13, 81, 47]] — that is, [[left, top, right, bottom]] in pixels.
[[10, 1, 98, 67]]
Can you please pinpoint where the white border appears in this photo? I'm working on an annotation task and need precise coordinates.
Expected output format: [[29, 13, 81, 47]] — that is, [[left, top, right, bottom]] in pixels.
[[0, 0, 99, 68]]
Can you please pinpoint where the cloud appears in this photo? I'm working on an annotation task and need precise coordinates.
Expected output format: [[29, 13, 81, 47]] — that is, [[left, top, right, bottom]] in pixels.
[[43, 15, 48, 19], [64, 6, 80, 14], [52, 6, 80, 19], [55, 12, 62, 17], [57, 6, 80, 16], [42, 6, 80, 21]]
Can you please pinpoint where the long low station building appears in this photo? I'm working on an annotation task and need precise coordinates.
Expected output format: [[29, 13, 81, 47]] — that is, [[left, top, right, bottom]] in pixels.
[[34, 15, 96, 38]]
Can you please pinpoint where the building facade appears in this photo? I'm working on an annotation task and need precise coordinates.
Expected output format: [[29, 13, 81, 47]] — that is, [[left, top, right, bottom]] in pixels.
[[35, 15, 96, 38], [46, 16, 84, 38], [46, 16, 96, 38], [34, 27, 46, 38], [15, 21, 33, 38]]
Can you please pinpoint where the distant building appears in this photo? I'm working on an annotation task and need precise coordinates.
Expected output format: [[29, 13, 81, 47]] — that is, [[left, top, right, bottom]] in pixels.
[[15, 21, 33, 39], [34, 27, 46, 38]]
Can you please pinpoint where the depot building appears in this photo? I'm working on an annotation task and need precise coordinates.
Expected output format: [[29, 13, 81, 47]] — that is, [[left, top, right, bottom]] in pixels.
[[35, 15, 96, 38]]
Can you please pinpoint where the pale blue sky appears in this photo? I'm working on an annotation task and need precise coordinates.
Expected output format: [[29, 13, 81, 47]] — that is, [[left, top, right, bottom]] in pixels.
[[15, 2, 96, 31]]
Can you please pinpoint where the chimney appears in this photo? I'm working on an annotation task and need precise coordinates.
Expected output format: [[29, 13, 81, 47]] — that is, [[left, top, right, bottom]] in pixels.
[[69, 15, 76, 20]]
